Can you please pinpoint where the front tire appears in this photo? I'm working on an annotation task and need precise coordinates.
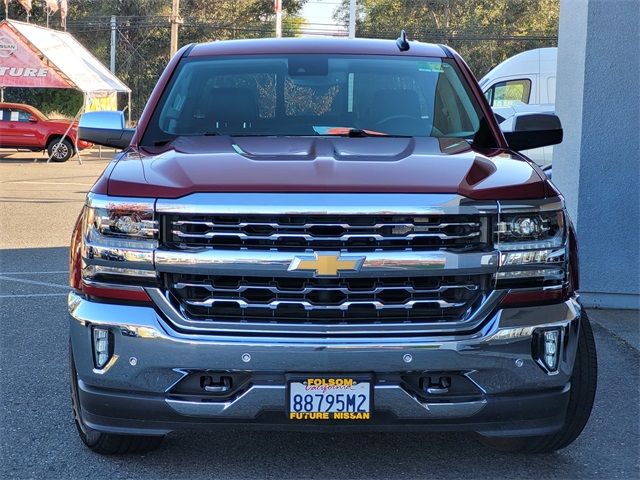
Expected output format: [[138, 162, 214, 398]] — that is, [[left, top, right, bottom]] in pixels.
[[69, 343, 164, 455], [477, 311, 597, 453], [47, 138, 74, 162]]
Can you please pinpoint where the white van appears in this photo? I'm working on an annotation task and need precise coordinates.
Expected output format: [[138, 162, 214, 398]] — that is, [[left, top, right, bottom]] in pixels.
[[479, 47, 557, 107], [480, 48, 557, 167]]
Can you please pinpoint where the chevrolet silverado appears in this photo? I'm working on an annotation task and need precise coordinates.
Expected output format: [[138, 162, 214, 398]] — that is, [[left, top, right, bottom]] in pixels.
[[70, 35, 596, 455]]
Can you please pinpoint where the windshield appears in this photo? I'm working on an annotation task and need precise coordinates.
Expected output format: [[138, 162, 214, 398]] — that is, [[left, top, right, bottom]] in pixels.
[[141, 54, 486, 146]]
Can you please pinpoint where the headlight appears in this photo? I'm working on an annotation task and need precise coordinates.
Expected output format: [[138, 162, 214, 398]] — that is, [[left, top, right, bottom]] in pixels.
[[82, 194, 158, 284], [496, 211, 564, 250], [495, 210, 568, 290]]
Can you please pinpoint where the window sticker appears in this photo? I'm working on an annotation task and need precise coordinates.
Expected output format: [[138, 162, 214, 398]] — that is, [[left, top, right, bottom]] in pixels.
[[347, 72, 354, 113], [417, 61, 444, 73]]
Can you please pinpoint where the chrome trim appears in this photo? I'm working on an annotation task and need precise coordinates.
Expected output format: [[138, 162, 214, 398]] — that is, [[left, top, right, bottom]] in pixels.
[[154, 249, 499, 277], [92, 354, 119, 375], [156, 193, 498, 215], [171, 230, 481, 241], [82, 279, 150, 292], [173, 220, 481, 230], [83, 243, 155, 270], [184, 297, 466, 310], [173, 282, 478, 295], [145, 288, 504, 336], [86, 192, 156, 211], [82, 264, 158, 279], [497, 197, 564, 213]]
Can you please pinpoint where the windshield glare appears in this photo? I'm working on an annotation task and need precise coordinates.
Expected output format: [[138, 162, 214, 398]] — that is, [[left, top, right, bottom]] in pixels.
[[142, 54, 484, 145]]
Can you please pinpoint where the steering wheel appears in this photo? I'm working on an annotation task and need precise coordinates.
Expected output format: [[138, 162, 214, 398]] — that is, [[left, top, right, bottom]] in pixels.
[[375, 114, 421, 128]]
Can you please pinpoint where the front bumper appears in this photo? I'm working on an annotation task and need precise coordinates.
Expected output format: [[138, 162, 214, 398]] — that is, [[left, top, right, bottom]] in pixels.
[[68, 293, 582, 437]]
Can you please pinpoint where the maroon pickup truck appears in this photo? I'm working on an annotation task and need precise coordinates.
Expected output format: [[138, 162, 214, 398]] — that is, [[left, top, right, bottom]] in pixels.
[[0, 102, 92, 162], [69, 35, 596, 455]]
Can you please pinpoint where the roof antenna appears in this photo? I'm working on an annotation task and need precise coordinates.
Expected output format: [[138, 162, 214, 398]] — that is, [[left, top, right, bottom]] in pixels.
[[396, 29, 410, 52]]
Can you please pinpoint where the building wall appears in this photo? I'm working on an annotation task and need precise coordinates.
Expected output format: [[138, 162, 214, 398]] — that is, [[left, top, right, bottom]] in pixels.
[[553, 0, 640, 308]]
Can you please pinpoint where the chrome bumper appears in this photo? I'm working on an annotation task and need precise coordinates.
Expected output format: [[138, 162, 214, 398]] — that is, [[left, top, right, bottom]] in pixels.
[[68, 292, 581, 435]]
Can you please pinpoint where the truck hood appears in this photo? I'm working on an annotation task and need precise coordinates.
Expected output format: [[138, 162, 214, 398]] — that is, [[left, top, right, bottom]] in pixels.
[[105, 136, 547, 199]]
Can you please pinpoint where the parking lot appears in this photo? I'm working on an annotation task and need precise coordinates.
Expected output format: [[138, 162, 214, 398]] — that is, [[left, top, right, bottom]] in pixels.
[[1, 151, 639, 479]]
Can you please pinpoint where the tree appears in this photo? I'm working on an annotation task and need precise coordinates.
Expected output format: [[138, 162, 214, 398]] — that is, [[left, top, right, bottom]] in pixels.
[[334, 0, 559, 76], [4, 0, 308, 118]]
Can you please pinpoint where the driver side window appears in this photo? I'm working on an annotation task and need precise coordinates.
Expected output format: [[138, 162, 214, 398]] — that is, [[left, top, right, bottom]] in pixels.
[[16, 109, 32, 122], [486, 79, 531, 107]]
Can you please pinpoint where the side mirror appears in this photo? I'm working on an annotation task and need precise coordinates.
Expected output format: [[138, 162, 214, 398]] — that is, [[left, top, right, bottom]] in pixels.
[[502, 113, 563, 151], [28, 116, 38, 123], [78, 111, 135, 149]]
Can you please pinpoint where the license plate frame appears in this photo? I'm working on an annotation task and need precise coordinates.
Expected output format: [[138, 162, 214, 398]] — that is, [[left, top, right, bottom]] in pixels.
[[286, 374, 373, 422]]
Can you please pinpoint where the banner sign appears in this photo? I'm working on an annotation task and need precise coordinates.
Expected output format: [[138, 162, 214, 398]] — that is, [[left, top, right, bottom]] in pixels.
[[0, 22, 70, 89]]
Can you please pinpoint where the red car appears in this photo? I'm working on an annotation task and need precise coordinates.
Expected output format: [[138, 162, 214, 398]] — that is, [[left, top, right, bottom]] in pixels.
[[0, 102, 92, 162]]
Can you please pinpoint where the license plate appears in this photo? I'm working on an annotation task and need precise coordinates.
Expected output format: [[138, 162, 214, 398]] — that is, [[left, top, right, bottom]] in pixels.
[[287, 376, 372, 421]]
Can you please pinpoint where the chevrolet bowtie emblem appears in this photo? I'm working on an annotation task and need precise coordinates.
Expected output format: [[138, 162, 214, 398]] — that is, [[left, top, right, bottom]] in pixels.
[[288, 252, 366, 277]]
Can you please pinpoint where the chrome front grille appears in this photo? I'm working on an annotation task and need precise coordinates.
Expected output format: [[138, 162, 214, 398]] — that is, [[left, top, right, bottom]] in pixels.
[[154, 193, 498, 336], [165, 274, 489, 324], [163, 214, 485, 251]]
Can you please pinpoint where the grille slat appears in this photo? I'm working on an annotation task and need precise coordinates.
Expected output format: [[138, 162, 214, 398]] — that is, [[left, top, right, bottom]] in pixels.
[[166, 274, 486, 324], [165, 214, 485, 251], [184, 298, 466, 310], [174, 282, 478, 295], [171, 231, 480, 241]]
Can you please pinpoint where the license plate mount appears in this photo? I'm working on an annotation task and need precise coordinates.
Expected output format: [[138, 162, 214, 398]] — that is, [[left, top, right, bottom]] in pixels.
[[286, 375, 373, 422]]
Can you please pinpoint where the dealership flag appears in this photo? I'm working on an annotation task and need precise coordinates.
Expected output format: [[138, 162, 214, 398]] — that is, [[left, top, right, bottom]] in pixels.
[[17, 0, 31, 21], [46, 0, 58, 13], [60, 0, 67, 30]]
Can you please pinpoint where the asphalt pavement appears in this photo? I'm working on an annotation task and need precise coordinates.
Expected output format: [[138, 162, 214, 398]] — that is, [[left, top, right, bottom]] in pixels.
[[1, 151, 639, 479]]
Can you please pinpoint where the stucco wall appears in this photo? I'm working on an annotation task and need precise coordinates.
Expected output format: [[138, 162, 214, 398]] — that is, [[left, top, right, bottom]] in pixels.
[[553, 0, 640, 308]]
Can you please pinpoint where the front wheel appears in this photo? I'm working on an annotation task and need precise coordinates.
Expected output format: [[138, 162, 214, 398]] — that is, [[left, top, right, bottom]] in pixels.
[[47, 138, 74, 162], [477, 311, 597, 453], [69, 343, 164, 454]]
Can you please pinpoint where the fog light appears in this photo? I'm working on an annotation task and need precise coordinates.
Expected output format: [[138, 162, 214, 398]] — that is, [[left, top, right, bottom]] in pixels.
[[92, 327, 112, 369], [543, 330, 560, 370], [533, 328, 561, 373]]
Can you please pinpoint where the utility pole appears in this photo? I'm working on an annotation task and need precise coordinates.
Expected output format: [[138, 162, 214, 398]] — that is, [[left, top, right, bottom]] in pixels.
[[348, 0, 356, 39], [110, 16, 116, 73], [170, 0, 182, 58], [275, 0, 283, 38]]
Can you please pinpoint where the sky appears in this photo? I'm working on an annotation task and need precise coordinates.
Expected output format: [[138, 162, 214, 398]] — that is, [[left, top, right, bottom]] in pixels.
[[300, 0, 346, 35]]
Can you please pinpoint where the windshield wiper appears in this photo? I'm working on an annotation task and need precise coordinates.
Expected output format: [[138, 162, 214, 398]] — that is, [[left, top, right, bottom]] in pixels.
[[344, 128, 373, 137]]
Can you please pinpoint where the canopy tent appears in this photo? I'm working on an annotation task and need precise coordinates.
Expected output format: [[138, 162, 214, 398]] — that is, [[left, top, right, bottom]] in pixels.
[[0, 19, 130, 107], [0, 19, 131, 162]]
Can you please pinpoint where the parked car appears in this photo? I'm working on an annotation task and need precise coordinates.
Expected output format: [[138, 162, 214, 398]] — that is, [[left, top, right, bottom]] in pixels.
[[479, 48, 558, 167], [0, 102, 92, 162], [70, 36, 596, 455]]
